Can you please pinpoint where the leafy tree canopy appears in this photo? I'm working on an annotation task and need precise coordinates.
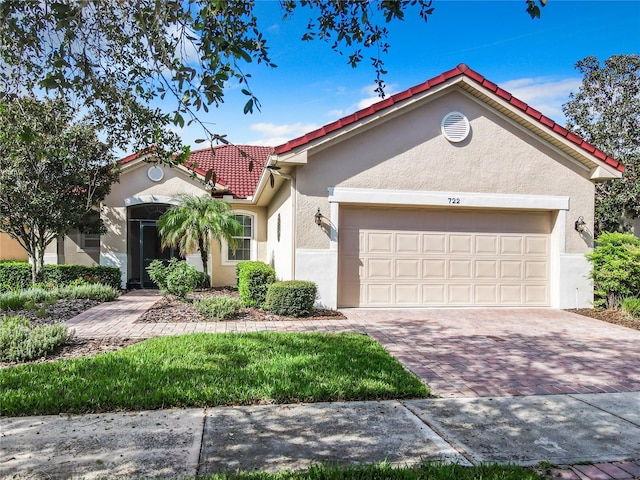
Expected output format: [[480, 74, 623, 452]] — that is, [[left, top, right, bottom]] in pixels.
[[0, 96, 120, 283], [563, 54, 640, 235], [0, 0, 546, 162]]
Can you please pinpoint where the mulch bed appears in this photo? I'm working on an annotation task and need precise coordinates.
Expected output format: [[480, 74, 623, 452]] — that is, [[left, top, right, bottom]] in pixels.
[[136, 288, 347, 323], [566, 308, 640, 330]]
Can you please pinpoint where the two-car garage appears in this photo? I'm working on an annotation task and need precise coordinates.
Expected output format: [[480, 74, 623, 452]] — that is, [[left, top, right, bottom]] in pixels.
[[338, 206, 551, 307]]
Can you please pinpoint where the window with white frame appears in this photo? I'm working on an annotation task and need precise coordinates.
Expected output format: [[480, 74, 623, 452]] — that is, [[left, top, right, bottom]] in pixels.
[[227, 214, 253, 262]]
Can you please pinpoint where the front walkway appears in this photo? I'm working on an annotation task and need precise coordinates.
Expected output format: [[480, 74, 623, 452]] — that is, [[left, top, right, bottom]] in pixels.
[[68, 292, 640, 399]]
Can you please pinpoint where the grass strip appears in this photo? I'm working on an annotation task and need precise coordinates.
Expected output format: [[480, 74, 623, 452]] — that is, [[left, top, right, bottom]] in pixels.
[[0, 332, 429, 416], [200, 461, 543, 479]]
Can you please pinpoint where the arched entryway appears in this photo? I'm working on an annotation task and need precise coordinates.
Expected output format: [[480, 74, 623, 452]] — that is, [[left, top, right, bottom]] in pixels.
[[127, 203, 181, 288]]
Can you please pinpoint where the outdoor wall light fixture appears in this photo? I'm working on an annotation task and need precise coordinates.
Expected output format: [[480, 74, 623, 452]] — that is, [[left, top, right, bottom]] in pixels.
[[574, 216, 587, 233], [314, 208, 323, 226]]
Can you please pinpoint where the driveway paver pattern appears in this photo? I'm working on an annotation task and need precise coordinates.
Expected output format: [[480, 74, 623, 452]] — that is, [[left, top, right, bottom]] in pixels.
[[68, 293, 640, 399]]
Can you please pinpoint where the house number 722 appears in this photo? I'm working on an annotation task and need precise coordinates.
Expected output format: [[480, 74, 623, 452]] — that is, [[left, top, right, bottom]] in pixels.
[[448, 197, 461, 204]]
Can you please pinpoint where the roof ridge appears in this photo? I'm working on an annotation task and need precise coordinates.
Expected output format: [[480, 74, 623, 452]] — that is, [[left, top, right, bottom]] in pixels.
[[273, 65, 623, 173]]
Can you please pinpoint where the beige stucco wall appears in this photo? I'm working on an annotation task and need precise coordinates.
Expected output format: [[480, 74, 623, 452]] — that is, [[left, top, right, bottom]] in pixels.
[[60, 230, 100, 266], [266, 181, 294, 281], [0, 233, 27, 261], [294, 89, 595, 254], [208, 205, 267, 287]]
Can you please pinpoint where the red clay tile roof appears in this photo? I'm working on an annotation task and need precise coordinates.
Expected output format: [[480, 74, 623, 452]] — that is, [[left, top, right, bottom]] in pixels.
[[186, 145, 274, 199], [274, 63, 624, 173]]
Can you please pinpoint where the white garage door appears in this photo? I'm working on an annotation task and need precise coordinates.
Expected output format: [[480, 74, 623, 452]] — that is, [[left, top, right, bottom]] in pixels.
[[338, 207, 551, 307]]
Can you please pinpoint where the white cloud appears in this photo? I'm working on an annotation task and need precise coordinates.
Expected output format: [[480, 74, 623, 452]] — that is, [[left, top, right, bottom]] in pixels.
[[356, 83, 398, 110], [247, 122, 320, 146], [499, 77, 582, 123]]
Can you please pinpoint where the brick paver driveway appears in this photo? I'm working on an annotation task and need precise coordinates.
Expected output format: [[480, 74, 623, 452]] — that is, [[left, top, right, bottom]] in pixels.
[[345, 309, 640, 398], [70, 293, 640, 398]]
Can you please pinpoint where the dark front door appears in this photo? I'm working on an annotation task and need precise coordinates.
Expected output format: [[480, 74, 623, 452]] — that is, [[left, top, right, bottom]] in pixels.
[[127, 204, 179, 288]]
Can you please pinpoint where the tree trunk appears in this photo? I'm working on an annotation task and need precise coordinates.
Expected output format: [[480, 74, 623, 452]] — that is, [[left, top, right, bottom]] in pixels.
[[199, 238, 209, 277], [32, 248, 45, 284]]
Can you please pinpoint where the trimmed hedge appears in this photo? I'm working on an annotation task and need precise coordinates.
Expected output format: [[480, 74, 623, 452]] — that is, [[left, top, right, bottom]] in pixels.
[[0, 262, 121, 291], [236, 261, 276, 307], [265, 280, 317, 317]]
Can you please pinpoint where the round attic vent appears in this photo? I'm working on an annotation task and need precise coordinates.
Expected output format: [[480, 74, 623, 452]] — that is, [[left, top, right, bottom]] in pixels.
[[147, 165, 164, 182], [441, 112, 470, 143]]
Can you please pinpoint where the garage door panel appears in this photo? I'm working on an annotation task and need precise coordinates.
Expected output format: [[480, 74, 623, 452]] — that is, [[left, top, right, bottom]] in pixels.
[[525, 261, 547, 280], [450, 235, 473, 254], [449, 260, 472, 279], [525, 236, 548, 255], [475, 285, 498, 304], [501, 236, 524, 255], [475, 235, 498, 255], [396, 259, 420, 279], [449, 284, 472, 304], [338, 207, 550, 307], [367, 233, 393, 253], [423, 259, 446, 278], [423, 234, 446, 254], [501, 260, 523, 280], [396, 234, 420, 254], [367, 284, 393, 305], [396, 284, 420, 304], [423, 284, 446, 304], [500, 285, 523, 304], [525, 285, 548, 304], [368, 259, 393, 279], [475, 260, 498, 279]]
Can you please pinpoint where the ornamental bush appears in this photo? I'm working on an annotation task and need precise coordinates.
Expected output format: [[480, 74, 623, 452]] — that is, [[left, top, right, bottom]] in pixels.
[[60, 283, 119, 302], [147, 258, 202, 298], [193, 296, 242, 320], [236, 261, 276, 307], [265, 280, 317, 317], [0, 315, 72, 362], [586, 232, 640, 309]]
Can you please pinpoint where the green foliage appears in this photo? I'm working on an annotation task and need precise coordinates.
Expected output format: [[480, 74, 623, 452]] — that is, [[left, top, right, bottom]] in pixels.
[[586, 232, 640, 308], [59, 284, 119, 302], [0, 288, 58, 311], [236, 261, 276, 307], [0, 258, 120, 292], [0, 262, 31, 290], [0, 96, 120, 283], [265, 281, 317, 317], [622, 298, 640, 318], [157, 195, 242, 278], [0, 332, 429, 415], [194, 296, 242, 321], [146, 258, 202, 298], [0, 316, 71, 363], [563, 55, 640, 235]]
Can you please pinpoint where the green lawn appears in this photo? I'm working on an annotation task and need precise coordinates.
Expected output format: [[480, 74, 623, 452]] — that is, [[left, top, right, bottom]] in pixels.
[[200, 462, 543, 480], [0, 332, 429, 416]]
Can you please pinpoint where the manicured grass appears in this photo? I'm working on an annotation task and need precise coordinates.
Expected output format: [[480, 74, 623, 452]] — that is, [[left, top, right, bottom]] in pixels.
[[200, 462, 543, 479], [0, 332, 429, 416]]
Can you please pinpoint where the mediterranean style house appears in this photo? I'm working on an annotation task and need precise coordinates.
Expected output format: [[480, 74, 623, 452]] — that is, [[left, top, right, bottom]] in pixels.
[[35, 64, 626, 308]]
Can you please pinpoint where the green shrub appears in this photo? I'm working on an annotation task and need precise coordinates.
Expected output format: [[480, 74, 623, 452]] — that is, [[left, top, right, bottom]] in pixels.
[[0, 316, 72, 362], [0, 291, 28, 311], [147, 258, 202, 298], [622, 297, 640, 318], [193, 296, 242, 320], [265, 280, 317, 317], [236, 261, 276, 307], [60, 283, 119, 302], [0, 262, 121, 290], [0, 262, 31, 290], [586, 232, 640, 309]]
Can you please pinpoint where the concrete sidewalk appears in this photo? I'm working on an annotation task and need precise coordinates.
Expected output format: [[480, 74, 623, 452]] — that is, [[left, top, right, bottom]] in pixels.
[[2, 393, 639, 479]]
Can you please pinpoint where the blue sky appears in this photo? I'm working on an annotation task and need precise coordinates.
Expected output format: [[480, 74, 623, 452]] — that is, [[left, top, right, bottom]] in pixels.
[[163, 0, 640, 151]]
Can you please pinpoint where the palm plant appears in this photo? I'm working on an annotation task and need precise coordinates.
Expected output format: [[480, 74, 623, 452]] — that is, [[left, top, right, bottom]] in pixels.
[[157, 195, 242, 278]]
